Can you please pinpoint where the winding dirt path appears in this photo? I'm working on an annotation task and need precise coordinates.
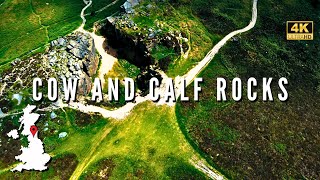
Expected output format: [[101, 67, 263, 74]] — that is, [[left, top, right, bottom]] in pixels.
[[78, 0, 92, 30], [183, 0, 258, 86]]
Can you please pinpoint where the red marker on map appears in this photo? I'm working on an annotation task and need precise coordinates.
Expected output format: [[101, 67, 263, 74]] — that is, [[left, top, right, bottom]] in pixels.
[[30, 125, 38, 137]]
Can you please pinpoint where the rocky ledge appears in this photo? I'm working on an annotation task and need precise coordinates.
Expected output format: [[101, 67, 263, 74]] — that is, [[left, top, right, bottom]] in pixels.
[[47, 31, 100, 95]]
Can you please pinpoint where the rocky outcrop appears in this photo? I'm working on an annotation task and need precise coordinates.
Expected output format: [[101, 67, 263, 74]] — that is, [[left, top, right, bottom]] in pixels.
[[47, 32, 100, 95], [1, 31, 100, 99], [100, 15, 189, 71], [0, 56, 56, 95]]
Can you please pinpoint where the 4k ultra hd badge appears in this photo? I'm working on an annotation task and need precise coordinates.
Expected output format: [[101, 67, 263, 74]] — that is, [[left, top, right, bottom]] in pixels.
[[287, 21, 314, 40]]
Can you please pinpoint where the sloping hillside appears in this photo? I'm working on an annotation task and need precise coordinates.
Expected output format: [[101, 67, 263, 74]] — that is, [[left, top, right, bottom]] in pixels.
[[176, 0, 320, 179]]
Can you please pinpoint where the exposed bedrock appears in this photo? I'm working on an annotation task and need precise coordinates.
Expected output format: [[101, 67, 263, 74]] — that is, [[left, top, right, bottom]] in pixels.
[[99, 17, 189, 71], [48, 32, 100, 95]]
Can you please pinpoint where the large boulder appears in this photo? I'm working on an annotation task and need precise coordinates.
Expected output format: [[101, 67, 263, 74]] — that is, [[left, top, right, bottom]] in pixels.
[[46, 32, 101, 96], [70, 48, 85, 59]]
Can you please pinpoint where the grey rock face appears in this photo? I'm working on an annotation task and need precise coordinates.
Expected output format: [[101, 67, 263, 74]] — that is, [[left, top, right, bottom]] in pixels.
[[70, 48, 85, 59], [45, 31, 100, 95], [58, 38, 66, 46], [69, 40, 77, 47]]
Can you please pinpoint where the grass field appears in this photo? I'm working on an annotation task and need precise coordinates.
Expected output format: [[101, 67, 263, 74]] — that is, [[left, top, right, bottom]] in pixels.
[[171, 0, 252, 36], [64, 102, 207, 179], [0, 0, 84, 65]]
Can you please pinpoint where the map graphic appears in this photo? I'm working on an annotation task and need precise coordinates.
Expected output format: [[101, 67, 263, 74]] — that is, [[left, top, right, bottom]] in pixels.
[[9, 105, 50, 172]]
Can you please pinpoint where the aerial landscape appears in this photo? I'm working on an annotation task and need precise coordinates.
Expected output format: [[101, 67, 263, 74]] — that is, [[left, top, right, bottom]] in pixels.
[[0, 0, 319, 179]]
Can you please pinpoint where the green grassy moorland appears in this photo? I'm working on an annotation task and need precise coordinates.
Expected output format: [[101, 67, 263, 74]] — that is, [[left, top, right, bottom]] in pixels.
[[0, 0, 83, 65], [0, 0, 125, 67], [176, 0, 320, 179]]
